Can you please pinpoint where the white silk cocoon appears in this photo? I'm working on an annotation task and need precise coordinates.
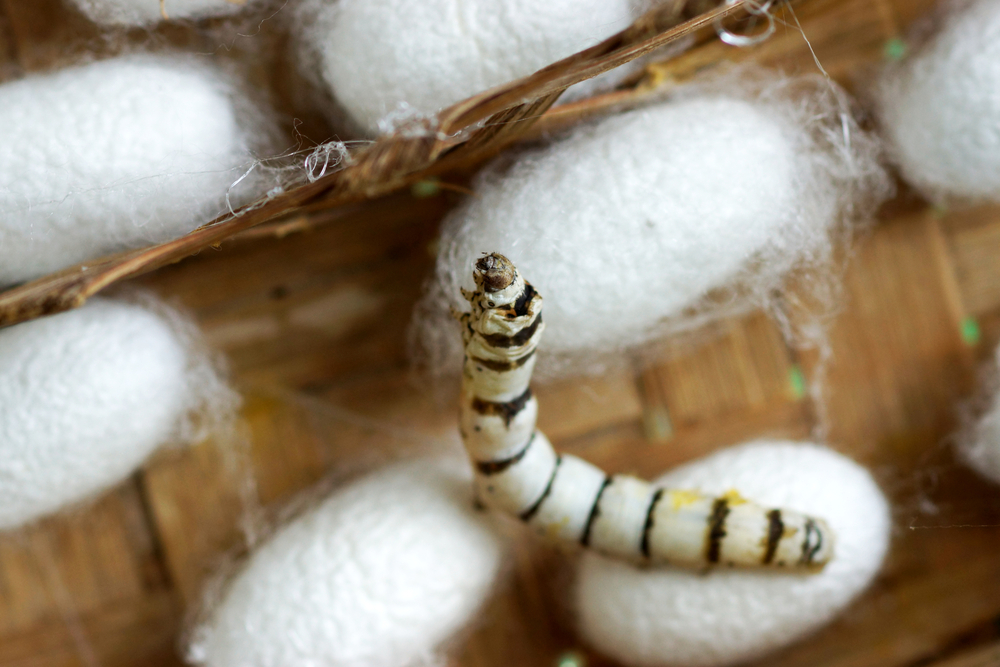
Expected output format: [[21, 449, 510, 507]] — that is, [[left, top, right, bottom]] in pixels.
[[0, 297, 227, 529], [875, 0, 1000, 202], [0, 54, 270, 286], [292, 0, 636, 134], [189, 458, 505, 667], [959, 347, 1000, 484], [70, 0, 259, 25], [414, 73, 891, 378], [574, 441, 891, 667]]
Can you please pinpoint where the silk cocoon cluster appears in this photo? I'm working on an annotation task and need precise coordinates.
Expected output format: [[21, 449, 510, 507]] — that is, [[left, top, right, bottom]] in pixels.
[[189, 458, 505, 667], [292, 0, 636, 134], [0, 54, 272, 285], [573, 441, 891, 667], [413, 72, 891, 379], [875, 0, 1000, 202], [70, 0, 261, 26], [0, 296, 229, 530]]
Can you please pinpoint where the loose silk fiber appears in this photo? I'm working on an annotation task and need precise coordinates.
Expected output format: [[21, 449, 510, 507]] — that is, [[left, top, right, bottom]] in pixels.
[[875, 0, 1000, 202], [292, 0, 636, 134], [413, 71, 892, 378], [189, 458, 505, 667], [0, 296, 231, 530], [574, 441, 891, 667], [0, 53, 274, 286]]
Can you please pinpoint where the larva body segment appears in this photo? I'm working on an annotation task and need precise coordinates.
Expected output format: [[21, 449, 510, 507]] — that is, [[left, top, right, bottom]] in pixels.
[[476, 430, 558, 516], [457, 253, 834, 570], [460, 392, 538, 462], [523, 453, 606, 542], [584, 474, 654, 557]]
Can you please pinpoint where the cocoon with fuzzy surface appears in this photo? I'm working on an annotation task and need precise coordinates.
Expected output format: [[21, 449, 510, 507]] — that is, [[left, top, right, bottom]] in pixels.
[[0, 54, 267, 285], [293, 0, 635, 134], [0, 297, 223, 530], [875, 0, 1000, 202], [573, 441, 891, 667], [189, 458, 505, 667], [959, 347, 1000, 484], [70, 0, 258, 26], [414, 73, 891, 378]]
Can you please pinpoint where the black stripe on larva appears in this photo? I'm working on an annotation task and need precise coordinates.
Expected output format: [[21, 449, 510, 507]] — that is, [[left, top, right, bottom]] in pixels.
[[763, 509, 784, 565], [470, 349, 536, 373], [640, 488, 665, 558], [471, 387, 532, 427], [706, 497, 731, 564], [480, 313, 543, 349], [800, 518, 823, 565], [512, 283, 536, 317], [581, 476, 613, 547], [476, 432, 535, 476], [520, 455, 561, 522]]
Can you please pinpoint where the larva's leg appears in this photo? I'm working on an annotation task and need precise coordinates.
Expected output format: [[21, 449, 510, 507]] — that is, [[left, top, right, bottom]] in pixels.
[[456, 253, 834, 570]]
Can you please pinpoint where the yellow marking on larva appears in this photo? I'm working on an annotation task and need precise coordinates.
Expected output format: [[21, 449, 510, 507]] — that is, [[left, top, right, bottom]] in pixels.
[[721, 489, 749, 506], [543, 516, 572, 540], [669, 489, 703, 510]]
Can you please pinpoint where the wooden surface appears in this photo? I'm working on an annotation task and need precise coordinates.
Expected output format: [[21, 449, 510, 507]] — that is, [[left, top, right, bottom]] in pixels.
[[4, 0, 1000, 666]]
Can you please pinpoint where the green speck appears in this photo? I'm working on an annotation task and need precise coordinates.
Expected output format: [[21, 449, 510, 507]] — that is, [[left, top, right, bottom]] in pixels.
[[411, 178, 441, 198], [788, 364, 807, 401], [961, 317, 981, 346], [884, 38, 907, 61], [931, 203, 949, 218], [643, 406, 673, 443], [556, 651, 587, 667]]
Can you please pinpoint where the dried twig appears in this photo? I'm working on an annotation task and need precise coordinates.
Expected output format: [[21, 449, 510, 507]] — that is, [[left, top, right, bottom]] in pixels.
[[0, 0, 768, 328]]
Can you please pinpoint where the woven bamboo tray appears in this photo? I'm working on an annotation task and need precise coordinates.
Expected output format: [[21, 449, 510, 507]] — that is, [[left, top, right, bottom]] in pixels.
[[4, 0, 1000, 665]]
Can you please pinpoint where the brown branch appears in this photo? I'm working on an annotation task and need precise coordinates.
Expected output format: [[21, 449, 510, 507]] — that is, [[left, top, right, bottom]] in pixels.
[[0, 0, 763, 328]]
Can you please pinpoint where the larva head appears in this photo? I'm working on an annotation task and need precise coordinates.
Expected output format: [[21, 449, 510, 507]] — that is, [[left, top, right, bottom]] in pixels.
[[474, 253, 517, 293]]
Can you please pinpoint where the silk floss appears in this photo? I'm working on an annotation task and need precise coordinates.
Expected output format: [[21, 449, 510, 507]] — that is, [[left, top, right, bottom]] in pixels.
[[291, 0, 637, 134], [875, 0, 1000, 203], [0, 295, 233, 530], [0, 53, 276, 286], [412, 70, 892, 380], [189, 458, 505, 667]]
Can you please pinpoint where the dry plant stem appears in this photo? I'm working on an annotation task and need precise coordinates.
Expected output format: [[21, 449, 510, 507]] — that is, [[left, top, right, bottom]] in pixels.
[[457, 253, 834, 570], [0, 0, 777, 329]]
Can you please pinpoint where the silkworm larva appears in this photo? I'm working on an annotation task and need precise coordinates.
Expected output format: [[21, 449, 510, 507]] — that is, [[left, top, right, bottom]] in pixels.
[[455, 253, 834, 570]]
